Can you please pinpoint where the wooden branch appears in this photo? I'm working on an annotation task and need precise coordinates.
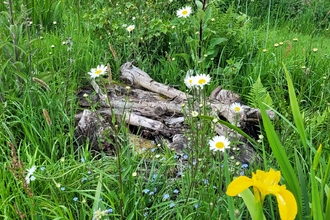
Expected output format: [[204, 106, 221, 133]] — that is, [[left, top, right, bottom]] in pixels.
[[120, 62, 188, 101]]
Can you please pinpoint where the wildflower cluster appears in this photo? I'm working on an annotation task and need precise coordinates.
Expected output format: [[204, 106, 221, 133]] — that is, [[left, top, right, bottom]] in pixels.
[[92, 208, 113, 220], [183, 69, 232, 153]]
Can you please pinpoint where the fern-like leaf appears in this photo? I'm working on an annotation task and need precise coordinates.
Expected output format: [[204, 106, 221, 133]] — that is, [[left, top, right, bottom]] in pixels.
[[247, 75, 273, 109]]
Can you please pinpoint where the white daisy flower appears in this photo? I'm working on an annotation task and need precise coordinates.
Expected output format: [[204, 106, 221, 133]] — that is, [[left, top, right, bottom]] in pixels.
[[230, 102, 243, 113], [191, 111, 199, 117], [176, 6, 192, 18], [209, 136, 230, 152], [126, 25, 135, 32], [195, 74, 211, 88], [87, 65, 107, 78], [184, 71, 197, 88]]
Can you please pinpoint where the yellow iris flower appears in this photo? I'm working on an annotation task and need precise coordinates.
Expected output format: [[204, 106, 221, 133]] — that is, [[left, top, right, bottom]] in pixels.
[[226, 168, 297, 220]]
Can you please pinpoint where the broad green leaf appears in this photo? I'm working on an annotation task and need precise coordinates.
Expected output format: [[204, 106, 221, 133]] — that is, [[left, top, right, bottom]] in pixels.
[[239, 189, 266, 220], [204, 7, 212, 22], [199, 115, 258, 146], [313, 144, 322, 171], [175, 53, 191, 67], [258, 99, 302, 220], [224, 152, 236, 220], [209, 37, 227, 49], [323, 157, 330, 218], [283, 63, 307, 150], [311, 169, 323, 220], [294, 152, 310, 219], [326, 188, 330, 219], [195, 0, 203, 9]]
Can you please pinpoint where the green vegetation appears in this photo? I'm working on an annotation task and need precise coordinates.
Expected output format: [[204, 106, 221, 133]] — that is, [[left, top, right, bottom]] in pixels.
[[0, 0, 329, 219]]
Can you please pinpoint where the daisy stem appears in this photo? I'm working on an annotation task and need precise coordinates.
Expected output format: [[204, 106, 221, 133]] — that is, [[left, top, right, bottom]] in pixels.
[[101, 78, 124, 219], [198, 0, 208, 58]]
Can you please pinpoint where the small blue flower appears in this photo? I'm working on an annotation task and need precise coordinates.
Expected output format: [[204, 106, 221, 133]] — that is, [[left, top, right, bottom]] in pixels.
[[153, 187, 157, 192], [107, 208, 113, 213], [240, 171, 245, 176], [87, 171, 91, 175], [173, 155, 179, 159], [142, 189, 150, 194], [143, 212, 148, 217], [213, 185, 217, 189], [193, 160, 197, 165], [169, 202, 175, 208], [202, 179, 209, 185], [177, 171, 182, 176], [40, 166, 45, 171], [161, 157, 166, 161], [173, 189, 179, 194], [241, 163, 249, 168], [60, 187, 65, 191], [183, 154, 188, 160], [81, 158, 85, 163], [151, 148, 156, 153], [149, 191, 154, 196], [81, 177, 87, 182], [163, 193, 170, 200], [150, 174, 158, 182], [73, 197, 78, 202], [194, 203, 199, 209], [141, 147, 146, 151]]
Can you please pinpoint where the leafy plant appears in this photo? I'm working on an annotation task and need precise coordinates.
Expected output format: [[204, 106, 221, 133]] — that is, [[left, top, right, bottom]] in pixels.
[[247, 75, 274, 109]]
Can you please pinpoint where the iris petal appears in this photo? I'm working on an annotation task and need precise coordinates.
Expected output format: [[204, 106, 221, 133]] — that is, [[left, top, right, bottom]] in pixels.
[[227, 168, 297, 220], [226, 176, 254, 196], [276, 186, 297, 220]]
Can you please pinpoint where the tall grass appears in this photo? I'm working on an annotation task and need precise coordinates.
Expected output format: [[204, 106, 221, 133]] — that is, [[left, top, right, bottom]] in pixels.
[[0, 0, 329, 219]]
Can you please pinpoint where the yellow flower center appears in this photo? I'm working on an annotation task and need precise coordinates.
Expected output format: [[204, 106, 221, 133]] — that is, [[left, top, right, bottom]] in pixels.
[[182, 10, 188, 15], [215, 141, 224, 149], [234, 107, 241, 112], [188, 79, 193, 84], [95, 69, 102, 75], [198, 79, 206, 85]]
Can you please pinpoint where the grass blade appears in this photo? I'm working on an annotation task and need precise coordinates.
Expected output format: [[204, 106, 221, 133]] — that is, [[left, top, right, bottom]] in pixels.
[[92, 173, 103, 213]]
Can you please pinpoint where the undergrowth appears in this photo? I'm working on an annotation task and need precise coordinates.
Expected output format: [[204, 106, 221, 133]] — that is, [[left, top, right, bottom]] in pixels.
[[0, 0, 329, 219]]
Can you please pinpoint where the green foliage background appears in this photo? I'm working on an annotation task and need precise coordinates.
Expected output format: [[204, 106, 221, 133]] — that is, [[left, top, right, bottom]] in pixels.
[[0, 0, 329, 219]]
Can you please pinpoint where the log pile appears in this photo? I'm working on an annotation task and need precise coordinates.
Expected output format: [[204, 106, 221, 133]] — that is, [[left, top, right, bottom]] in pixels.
[[74, 62, 275, 165]]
